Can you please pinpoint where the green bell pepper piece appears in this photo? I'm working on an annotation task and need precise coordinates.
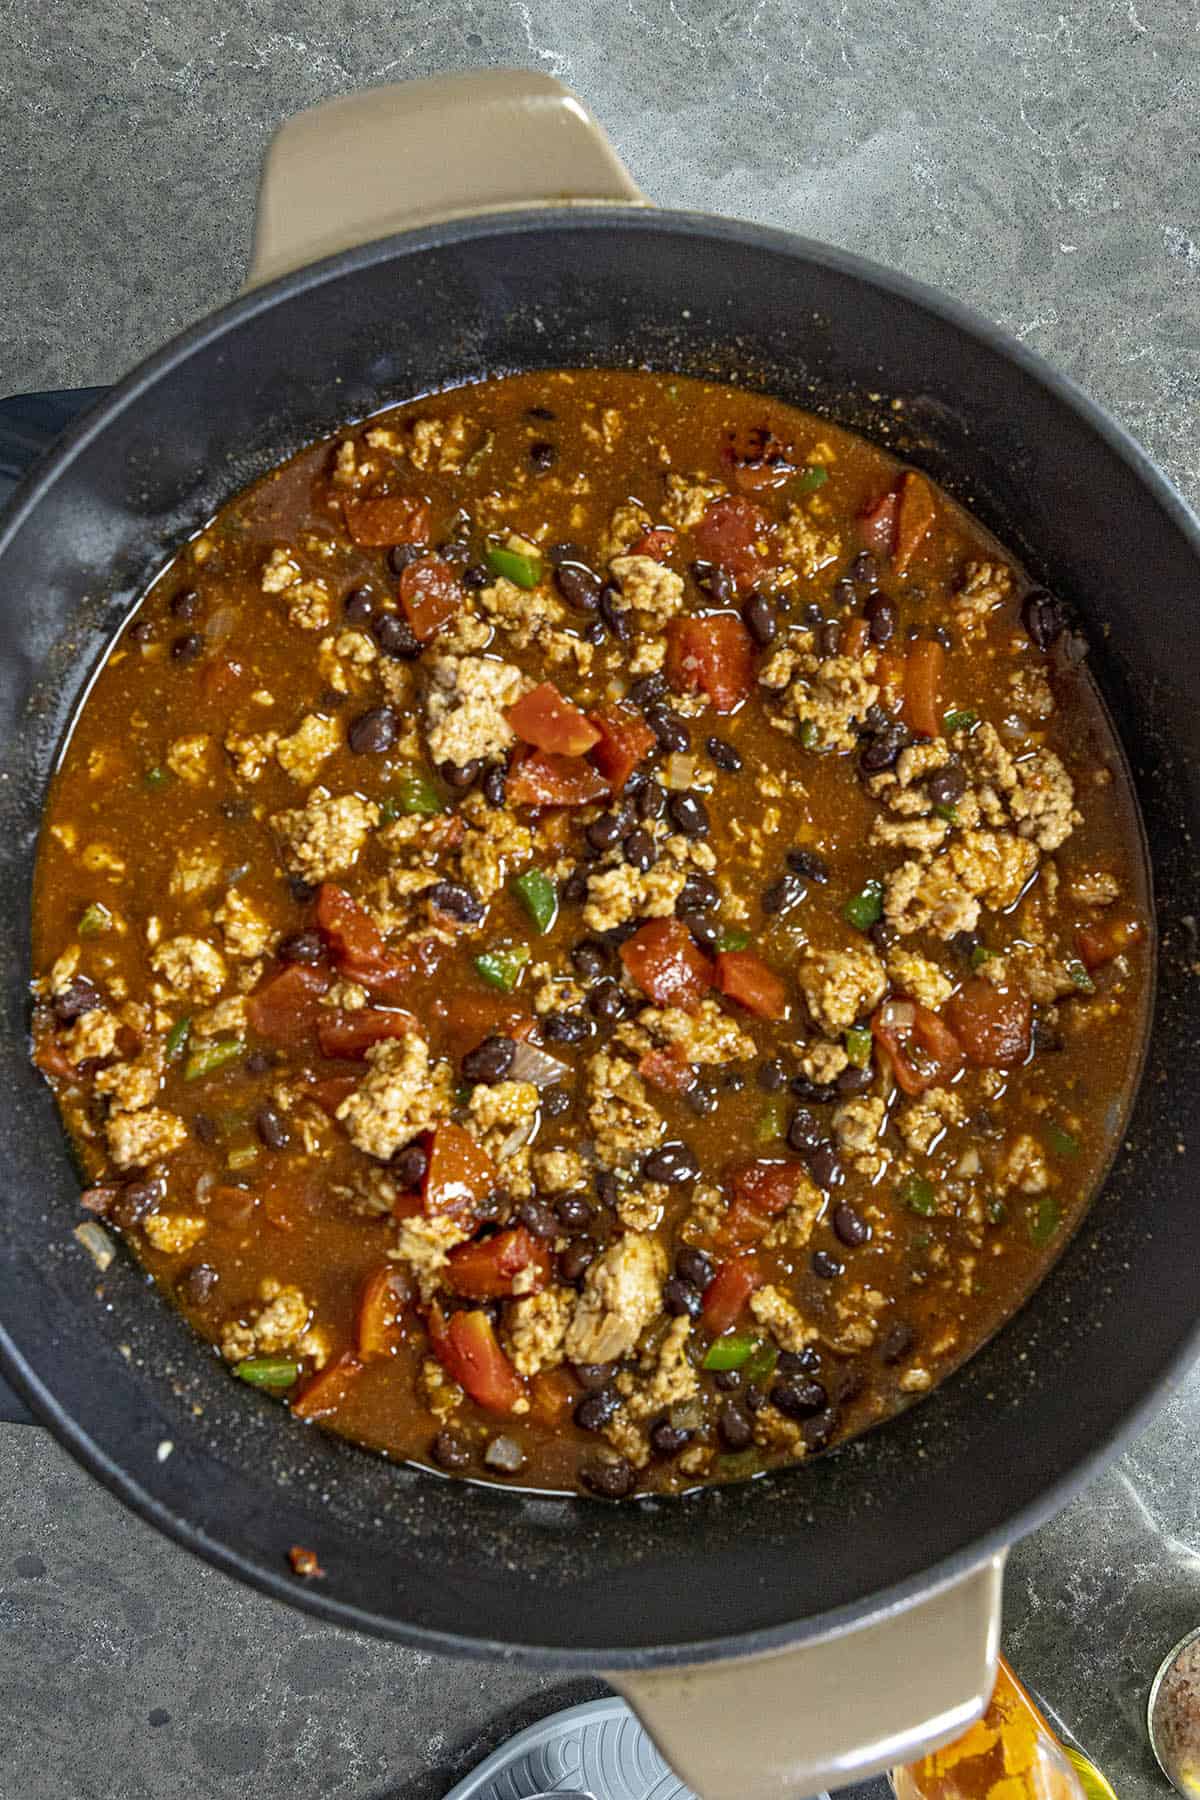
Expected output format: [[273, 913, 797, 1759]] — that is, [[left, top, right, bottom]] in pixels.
[[485, 543, 541, 589], [183, 1038, 245, 1082], [473, 947, 530, 993], [510, 868, 557, 935]]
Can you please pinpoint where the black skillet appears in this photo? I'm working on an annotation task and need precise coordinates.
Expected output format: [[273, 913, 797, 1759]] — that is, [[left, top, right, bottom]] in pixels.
[[0, 71, 1197, 1799]]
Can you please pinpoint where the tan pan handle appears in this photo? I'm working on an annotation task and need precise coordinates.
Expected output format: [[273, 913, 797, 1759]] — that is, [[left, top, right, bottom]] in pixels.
[[605, 1554, 1004, 1800], [247, 69, 647, 288]]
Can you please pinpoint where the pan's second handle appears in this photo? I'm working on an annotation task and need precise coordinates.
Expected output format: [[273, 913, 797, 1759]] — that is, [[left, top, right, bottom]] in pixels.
[[247, 69, 647, 289], [605, 1554, 1004, 1800]]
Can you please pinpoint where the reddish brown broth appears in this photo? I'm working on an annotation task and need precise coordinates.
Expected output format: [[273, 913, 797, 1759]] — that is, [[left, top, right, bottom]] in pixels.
[[31, 370, 1150, 1498]]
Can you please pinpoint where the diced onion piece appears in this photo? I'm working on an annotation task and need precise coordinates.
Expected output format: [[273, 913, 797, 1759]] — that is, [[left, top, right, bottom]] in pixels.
[[508, 1041, 571, 1089], [74, 1220, 115, 1271], [878, 998, 916, 1032], [663, 752, 698, 791]]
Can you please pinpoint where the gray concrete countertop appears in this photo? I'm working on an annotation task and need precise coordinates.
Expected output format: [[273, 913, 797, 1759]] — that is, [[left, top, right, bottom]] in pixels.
[[2, 3, 1198, 1796]]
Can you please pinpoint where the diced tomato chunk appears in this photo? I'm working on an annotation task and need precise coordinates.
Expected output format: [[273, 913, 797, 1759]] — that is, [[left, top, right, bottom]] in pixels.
[[620, 918, 714, 1011], [529, 1366, 578, 1426], [722, 425, 795, 492], [588, 703, 657, 791], [902, 639, 945, 739], [702, 1255, 763, 1335], [627, 525, 678, 560], [638, 1047, 697, 1094], [290, 1352, 363, 1420], [398, 556, 461, 641], [871, 998, 964, 1097], [343, 493, 430, 547], [730, 1158, 809, 1217], [446, 1225, 552, 1299], [692, 495, 769, 587], [1076, 915, 1145, 970], [859, 489, 898, 556], [944, 979, 1032, 1069], [317, 1007, 417, 1060], [308, 1073, 358, 1115], [433, 994, 536, 1064], [665, 613, 757, 714], [246, 964, 332, 1049], [714, 949, 789, 1020], [842, 617, 870, 659], [507, 681, 602, 756], [427, 1303, 525, 1413], [893, 471, 936, 575], [34, 1038, 76, 1080], [355, 1267, 413, 1358], [422, 1122, 496, 1222], [875, 650, 907, 713], [316, 884, 384, 966], [507, 747, 610, 808]]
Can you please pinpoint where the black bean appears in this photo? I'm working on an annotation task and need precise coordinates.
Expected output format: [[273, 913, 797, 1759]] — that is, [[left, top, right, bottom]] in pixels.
[[319, 686, 347, 711], [177, 1263, 218, 1305], [787, 1106, 821, 1153], [278, 930, 324, 966], [588, 978, 632, 1023], [637, 779, 666, 821], [807, 1142, 844, 1190], [462, 1034, 516, 1085], [789, 1075, 837, 1105], [575, 1387, 622, 1431], [926, 763, 966, 808], [391, 1142, 429, 1189], [343, 586, 374, 624], [649, 1419, 692, 1457], [676, 871, 721, 912], [630, 672, 668, 709], [818, 620, 842, 658], [833, 1202, 872, 1247], [812, 1249, 844, 1280], [584, 810, 623, 852], [723, 1067, 746, 1092], [623, 828, 656, 872], [718, 1402, 755, 1451], [192, 1114, 219, 1147], [662, 1277, 703, 1319], [933, 624, 953, 651], [851, 550, 878, 585], [171, 632, 204, 664], [681, 910, 720, 954], [574, 1361, 615, 1390], [714, 1368, 742, 1392], [706, 735, 743, 772], [528, 405, 557, 421], [255, 1105, 290, 1151], [762, 873, 806, 915], [742, 590, 777, 647], [547, 538, 585, 565], [836, 1063, 874, 1097], [561, 867, 589, 904], [869, 919, 897, 955], [833, 576, 857, 609], [556, 1194, 592, 1231], [571, 939, 609, 980], [559, 1239, 596, 1284], [372, 611, 422, 659], [580, 1456, 636, 1499], [1032, 1014, 1065, 1055], [691, 560, 735, 604], [463, 563, 489, 591], [439, 757, 481, 790], [482, 765, 507, 808], [421, 880, 485, 924], [802, 1408, 839, 1452], [646, 706, 690, 753], [437, 539, 471, 564], [672, 1248, 711, 1292], [864, 591, 897, 646], [170, 587, 201, 620], [859, 722, 910, 773], [772, 1378, 828, 1419], [880, 1321, 916, 1364], [51, 976, 101, 1023], [484, 1435, 525, 1475], [542, 1085, 572, 1119], [757, 1059, 789, 1092], [117, 1178, 161, 1228], [387, 542, 425, 574], [219, 796, 251, 823], [432, 1429, 471, 1470], [599, 584, 631, 640], [517, 1196, 558, 1240], [555, 560, 603, 611], [475, 1189, 505, 1223], [643, 1141, 700, 1186], [779, 1347, 821, 1378], [529, 439, 557, 471], [668, 791, 709, 838], [542, 1009, 588, 1045], [803, 602, 824, 627], [348, 706, 398, 755], [244, 1049, 276, 1075], [685, 1080, 718, 1117]]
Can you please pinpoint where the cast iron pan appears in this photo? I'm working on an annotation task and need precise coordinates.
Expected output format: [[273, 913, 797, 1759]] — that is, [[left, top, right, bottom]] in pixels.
[[1, 210, 1198, 1665]]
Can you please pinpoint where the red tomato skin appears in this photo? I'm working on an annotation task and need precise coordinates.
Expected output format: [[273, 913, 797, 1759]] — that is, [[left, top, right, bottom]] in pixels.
[[692, 496, 769, 587], [427, 1304, 525, 1412], [507, 681, 602, 756], [398, 557, 461, 641], [620, 918, 714, 1011], [316, 1008, 417, 1060], [290, 1353, 363, 1420], [246, 964, 332, 1049], [701, 1256, 763, 1334], [422, 1122, 497, 1222], [445, 1226, 552, 1299], [588, 704, 657, 790], [943, 979, 1032, 1068], [507, 748, 610, 807], [343, 493, 430, 547], [714, 949, 790, 1020], [666, 613, 757, 714]]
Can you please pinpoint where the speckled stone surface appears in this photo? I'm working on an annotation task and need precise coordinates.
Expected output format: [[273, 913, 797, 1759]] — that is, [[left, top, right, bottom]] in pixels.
[[2, 2, 1199, 1796]]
